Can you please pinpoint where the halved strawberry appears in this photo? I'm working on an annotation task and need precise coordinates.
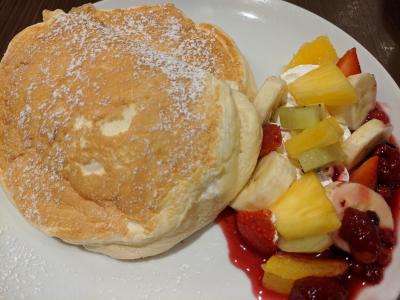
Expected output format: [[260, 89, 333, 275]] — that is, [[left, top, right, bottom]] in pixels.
[[350, 156, 379, 189], [259, 124, 282, 158], [337, 48, 361, 77], [236, 210, 278, 256]]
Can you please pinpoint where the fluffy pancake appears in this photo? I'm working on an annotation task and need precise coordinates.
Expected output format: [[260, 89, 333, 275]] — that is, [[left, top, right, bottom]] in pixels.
[[0, 4, 261, 259], [50, 4, 256, 98]]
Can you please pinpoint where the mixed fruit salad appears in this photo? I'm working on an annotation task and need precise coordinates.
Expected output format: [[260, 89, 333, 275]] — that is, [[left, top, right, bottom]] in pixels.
[[218, 36, 399, 300]]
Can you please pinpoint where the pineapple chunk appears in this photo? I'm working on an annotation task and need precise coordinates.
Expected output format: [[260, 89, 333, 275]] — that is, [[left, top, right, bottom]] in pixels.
[[270, 172, 341, 240], [285, 117, 343, 159], [289, 130, 302, 137], [278, 234, 333, 253], [262, 254, 347, 295], [298, 143, 346, 172], [263, 272, 293, 295], [278, 106, 322, 130], [284, 36, 339, 71], [288, 63, 357, 106]]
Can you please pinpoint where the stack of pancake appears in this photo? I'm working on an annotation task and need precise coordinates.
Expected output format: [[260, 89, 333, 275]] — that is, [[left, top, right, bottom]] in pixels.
[[0, 4, 261, 259]]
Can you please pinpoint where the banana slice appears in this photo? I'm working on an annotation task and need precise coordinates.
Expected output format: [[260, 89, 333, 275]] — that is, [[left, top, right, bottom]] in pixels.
[[342, 119, 392, 169], [328, 73, 377, 130], [231, 89, 262, 194], [231, 151, 297, 211], [253, 76, 287, 124], [325, 182, 394, 252]]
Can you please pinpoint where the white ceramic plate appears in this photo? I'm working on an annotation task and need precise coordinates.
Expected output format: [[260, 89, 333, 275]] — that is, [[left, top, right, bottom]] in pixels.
[[1, 0, 399, 299]]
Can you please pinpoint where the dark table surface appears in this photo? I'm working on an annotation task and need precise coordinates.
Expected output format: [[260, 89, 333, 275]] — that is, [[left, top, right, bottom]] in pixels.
[[0, 0, 399, 299], [1, 0, 399, 85]]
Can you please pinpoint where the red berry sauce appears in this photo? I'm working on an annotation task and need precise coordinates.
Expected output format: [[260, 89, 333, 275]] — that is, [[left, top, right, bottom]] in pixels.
[[216, 125, 400, 299], [289, 277, 348, 300], [339, 208, 383, 264], [216, 189, 400, 300], [365, 108, 390, 124]]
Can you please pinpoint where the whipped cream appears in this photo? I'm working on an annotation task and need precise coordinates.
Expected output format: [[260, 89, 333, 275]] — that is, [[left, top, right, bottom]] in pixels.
[[280, 64, 318, 84]]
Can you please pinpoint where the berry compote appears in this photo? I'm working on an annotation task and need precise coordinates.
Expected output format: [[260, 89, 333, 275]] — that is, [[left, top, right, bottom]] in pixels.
[[216, 141, 400, 300]]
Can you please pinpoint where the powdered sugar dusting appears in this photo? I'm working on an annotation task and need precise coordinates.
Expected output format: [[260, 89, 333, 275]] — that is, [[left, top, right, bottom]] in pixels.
[[2, 4, 222, 232], [40, 6, 209, 125], [0, 226, 49, 299]]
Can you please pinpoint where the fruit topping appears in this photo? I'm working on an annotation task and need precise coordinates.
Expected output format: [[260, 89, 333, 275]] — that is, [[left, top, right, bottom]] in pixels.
[[262, 272, 294, 295], [298, 143, 346, 172], [278, 106, 322, 130], [232, 151, 297, 210], [367, 210, 380, 226], [332, 165, 350, 182], [346, 260, 385, 284], [259, 124, 282, 158], [366, 108, 390, 125], [339, 207, 381, 264], [377, 247, 392, 267], [379, 228, 395, 248], [253, 76, 287, 124], [219, 36, 399, 300], [325, 181, 394, 255], [373, 143, 400, 186], [349, 156, 379, 189], [285, 117, 343, 159], [328, 73, 377, 130], [236, 210, 278, 256], [342, 119, 392, 169], [262, 254, 348, 295], [288, 63, 357, 106], [326, 182, 394, 230], [337, 47, 361, 77], [289, 277, 349, 300], [271, 172, 341, 240], [362, 263, 384, 283], [284, 36, 339, 71], [336, 206, 395, 276], [278, 234, 333, 253]]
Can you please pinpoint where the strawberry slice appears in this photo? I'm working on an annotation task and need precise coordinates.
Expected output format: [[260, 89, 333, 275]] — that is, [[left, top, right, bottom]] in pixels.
[[350, 156, 379, 189], [337, 48, 361, 77], [259, 124, 282, 158], [236, 210, 278, 256]]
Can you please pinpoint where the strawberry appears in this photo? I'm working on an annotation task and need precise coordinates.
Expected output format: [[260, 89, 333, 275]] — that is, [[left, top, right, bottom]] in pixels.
[[337, 47, 361, 77], [259, 124, 282, 158], [236, 210, 278, 256], [350, 156, 379, 189]]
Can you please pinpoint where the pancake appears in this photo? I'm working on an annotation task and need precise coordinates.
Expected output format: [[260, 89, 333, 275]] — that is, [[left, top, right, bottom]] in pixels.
[[47, 4, 256, 98], [0, 4, 261, 259]]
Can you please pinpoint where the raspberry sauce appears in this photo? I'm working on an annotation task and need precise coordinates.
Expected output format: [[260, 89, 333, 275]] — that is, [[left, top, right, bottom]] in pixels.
[[216, 133, 400, 300]]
